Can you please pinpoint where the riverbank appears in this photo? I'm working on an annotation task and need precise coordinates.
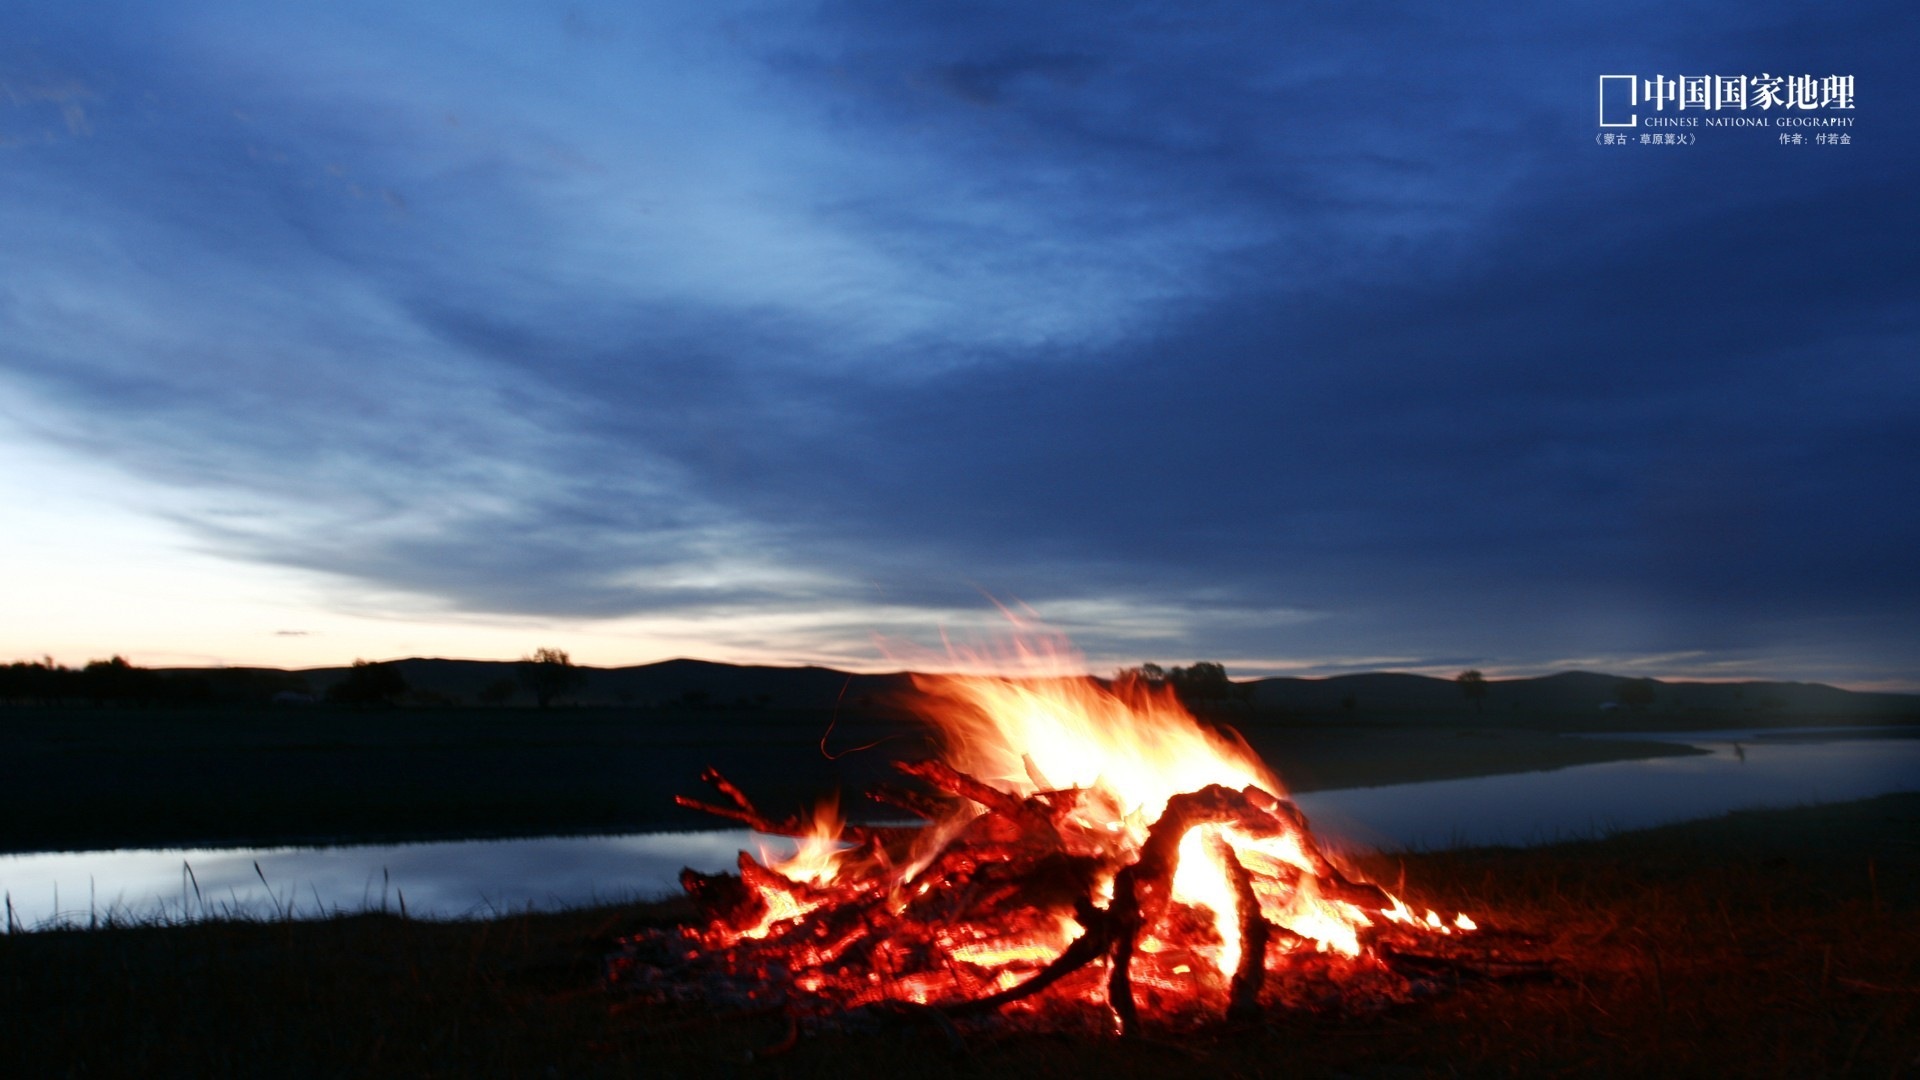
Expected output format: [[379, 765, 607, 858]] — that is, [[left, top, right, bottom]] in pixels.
[[3, 794, 1914, 1077], [0, 705, 1717, 855]]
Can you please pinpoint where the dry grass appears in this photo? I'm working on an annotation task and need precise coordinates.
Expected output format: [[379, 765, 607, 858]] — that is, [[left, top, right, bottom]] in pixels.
[[4, 795, 1917, 1078]]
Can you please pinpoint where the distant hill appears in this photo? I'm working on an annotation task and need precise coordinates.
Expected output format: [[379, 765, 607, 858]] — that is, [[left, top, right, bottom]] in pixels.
[[282, 657, 918, 712], [1246, 670, 1919, 725], [132, 657, 1920, 727]]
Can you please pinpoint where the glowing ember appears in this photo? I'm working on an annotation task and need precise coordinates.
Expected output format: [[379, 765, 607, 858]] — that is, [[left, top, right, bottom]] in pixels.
[[620, 634, 1490, 1032]]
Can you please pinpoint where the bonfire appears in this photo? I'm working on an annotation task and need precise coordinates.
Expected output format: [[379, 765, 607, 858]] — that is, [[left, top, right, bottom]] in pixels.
[[612, 638, 1542, 1037]]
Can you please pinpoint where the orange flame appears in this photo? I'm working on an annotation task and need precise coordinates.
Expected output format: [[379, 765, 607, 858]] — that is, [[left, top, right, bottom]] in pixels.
[[915, 669, 1279, 828], [683, 623, 1475, 1020], [897, 633, 1445, 977], [762, 794, 847, 887]]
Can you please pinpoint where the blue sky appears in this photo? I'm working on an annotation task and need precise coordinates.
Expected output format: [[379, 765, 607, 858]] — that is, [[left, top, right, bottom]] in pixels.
[[3, 1, 1915, 685]]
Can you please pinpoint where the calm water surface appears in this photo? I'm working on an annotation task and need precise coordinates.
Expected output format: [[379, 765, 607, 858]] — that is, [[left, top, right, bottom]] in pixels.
[[1295, 727, 1920, 851], [5, 728, 1916, 928]]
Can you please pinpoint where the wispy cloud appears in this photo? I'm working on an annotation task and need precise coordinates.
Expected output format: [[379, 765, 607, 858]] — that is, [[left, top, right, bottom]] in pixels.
[[0, 0, 1914, 684]]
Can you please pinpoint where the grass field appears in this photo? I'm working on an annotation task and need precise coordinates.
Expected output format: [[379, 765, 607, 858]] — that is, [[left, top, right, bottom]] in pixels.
[[3, 794, 1915, 1077], [6, 701, 1912, 1075]]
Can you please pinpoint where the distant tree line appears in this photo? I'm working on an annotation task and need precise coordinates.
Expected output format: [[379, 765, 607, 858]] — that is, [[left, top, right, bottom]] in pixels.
[[0, 657, 216, 706], [1, 647, 600, 710], [329, 647, 591, 709], [1112, 661, 1246, 706]]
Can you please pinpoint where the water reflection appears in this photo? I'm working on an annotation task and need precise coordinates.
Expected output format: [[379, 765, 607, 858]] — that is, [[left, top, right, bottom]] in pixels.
[[1293, 734, 1920, 852], [4, 732, 1916, 929], [1, 831, 769, 929]]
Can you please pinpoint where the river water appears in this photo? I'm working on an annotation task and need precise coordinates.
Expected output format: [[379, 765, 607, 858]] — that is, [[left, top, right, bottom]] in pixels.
[[5, 726, 1916, 928]]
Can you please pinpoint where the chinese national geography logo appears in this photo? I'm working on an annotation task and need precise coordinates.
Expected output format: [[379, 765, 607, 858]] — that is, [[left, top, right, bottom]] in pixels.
[[1596, 73, 1856, 147]]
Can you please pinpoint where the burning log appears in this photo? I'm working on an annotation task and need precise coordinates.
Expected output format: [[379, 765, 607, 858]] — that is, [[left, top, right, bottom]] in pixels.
[[620, 761, 1517, 1034], [672, 767, 808, 835], [1215, 834, 1271, 1022], [894, 759, 1031, 821], [867, 781, 958, 823], [613, 647, 1537, 1041]]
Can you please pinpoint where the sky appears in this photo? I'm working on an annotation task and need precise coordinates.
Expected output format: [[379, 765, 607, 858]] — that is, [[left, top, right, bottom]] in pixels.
[[2, 2, 1915, 686]]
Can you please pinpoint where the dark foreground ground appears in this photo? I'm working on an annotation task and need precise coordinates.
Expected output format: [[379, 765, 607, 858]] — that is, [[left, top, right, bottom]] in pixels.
[[4, 794, 1916, 1078], [1, 704, 1709, 854]]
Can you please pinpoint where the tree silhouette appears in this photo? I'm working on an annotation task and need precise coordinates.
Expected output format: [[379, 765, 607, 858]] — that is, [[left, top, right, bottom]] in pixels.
[[81, 656, 134, 704], [1167, 661, 1234, 703], [1117, 662, 1238, 706], [3, 658, 71, 705], [325, 659, 409, 706], [518, 647, 586, 708], [1455, 669, 1488, 714], [1113, 663, 1167, 687]]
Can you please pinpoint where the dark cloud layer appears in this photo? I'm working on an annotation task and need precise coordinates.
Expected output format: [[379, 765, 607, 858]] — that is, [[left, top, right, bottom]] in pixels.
[[2, 1, 1914, 681]]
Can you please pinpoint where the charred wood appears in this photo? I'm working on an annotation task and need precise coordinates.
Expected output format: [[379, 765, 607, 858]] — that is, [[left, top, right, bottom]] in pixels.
[[1216, 834, 1272, 1022]]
